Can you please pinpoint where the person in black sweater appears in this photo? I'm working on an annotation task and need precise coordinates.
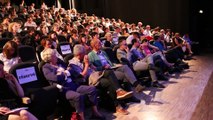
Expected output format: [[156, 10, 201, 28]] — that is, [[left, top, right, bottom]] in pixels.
[[0, 60, 37, 120]]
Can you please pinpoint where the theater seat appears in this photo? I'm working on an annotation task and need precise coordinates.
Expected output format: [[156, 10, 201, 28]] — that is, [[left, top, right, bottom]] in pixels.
[[9, 62, 59, 120], [57, 42, 73, 58], [63, 54, 74, 65], [36, 45, 44, 62], [18, 45, 37, 63], [102, 47, 119, 64], [0, 38, 12, 48]]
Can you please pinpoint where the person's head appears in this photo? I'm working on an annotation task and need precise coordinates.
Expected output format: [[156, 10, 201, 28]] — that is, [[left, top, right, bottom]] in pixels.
[[84, 28, 89, 35], [12, 35, 21, 45], [160, 29, 165, 34], [145, 25, 151, 30], [132, 32, 140, 39], [73, 44, 86, 61], [91, 32, 99, 40], [114, 26, 121, 33], [175, 33, 180, 38], [41, 38, 52, 49], [2, 17, 10, 24], [153, 33, 160, 40], [122, 28, 128, 34], [49, 31, 57, 40], [42, 48, 57, 64], [105, 32, 112, 41], [3, 41, 18, 59], [78, 34, 87, 44], [138, 22, 143, 27], [8, 22, 19, 33], [142, 39, 149, 46], [132, 39, 140, 48], [27, 16, 33, 23], [90, 39, 102, 51], [0, 60, 4, 78], [118, 37, 127, 50]]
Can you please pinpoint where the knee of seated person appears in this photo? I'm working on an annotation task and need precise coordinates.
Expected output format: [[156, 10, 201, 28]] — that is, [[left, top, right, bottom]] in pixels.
[[66, 91, 81, 101], [104, 69, 114, 74], [19, 110, 29, 117], [88, 86, 97, 94], [99, 78, 111, 86]]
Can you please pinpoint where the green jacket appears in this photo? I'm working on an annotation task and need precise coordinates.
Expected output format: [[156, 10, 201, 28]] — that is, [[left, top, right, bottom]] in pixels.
[[88, 50, 113, 71]]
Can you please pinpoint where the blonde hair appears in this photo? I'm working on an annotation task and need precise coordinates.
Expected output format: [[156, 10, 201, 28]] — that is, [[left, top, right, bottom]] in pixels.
[[8, 22, 17, 32], [42, 48, 56, 62]]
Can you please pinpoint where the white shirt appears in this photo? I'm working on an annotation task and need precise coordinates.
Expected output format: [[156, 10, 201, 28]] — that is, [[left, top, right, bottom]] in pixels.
[[126, 35, 134, 45], [24, 21, 37, 28], [143, 29, 152, 36], [0, 53, 20, 72]]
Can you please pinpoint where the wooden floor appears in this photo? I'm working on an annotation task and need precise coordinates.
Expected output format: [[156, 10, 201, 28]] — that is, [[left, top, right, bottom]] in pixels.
[[95, 53, 213, 120]]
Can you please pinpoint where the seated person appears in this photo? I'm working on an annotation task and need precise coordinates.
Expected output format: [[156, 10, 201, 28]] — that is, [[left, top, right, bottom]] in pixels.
[[116, 38, 165, 88], [172, 33, 193, 55], [69, 44, 134, 115], [40, 38, 63, 61], [88, 39, 144, 93], [103, 32, 116, 48], [141, 39, 174, 67], [0, 41, 22, 73], [41, 48, 104, 120], [153, 33, 187, 67], [0, 60, 37, 120]]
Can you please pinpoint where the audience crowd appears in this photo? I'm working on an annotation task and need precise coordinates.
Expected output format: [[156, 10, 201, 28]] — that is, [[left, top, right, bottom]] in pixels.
[[0, 1, 195, 120]]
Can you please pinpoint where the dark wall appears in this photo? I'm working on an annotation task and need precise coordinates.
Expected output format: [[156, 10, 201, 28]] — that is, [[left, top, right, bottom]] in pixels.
[[75, 0, 212, 47], [75, 0, 104, 16], [75, 0, 189, 34], [189, 0, 213, 47]]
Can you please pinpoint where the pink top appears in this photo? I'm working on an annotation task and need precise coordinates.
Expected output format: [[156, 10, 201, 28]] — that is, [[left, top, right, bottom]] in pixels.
[[142, 46, 152, 56]]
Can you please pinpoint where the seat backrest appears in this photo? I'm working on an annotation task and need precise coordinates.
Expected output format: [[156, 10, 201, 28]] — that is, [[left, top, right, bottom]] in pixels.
[[57, 35, 68, 43], [0, 38, 12, 48], [102, 47, 119, 64], [9, 62, 49, 94], [18, 45, 37, 62], [1, 32, 14, 38], [9, 62, 59, 119], [57, 42, 73, 57], [63, 54, 74, 65], [35, 45, 44, 62]]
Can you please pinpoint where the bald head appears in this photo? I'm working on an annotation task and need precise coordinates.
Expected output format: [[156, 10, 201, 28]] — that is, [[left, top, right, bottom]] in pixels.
[[90, 39, 102, 51]]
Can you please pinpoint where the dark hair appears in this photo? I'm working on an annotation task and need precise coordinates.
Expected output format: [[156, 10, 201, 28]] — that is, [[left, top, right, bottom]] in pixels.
[[132, 32, 140, 38], [40, 38, 52, 47], [3, 41, 18, 59], [142, 39, 148, 43], [90, 32, 98, 38], [153, 33, 160, 40], [78, 34, 86, 44], [131, 39, 138, 45], [0, 60, 4, 65], [118, 36, 126, 45], [117, 36, 127, 47]]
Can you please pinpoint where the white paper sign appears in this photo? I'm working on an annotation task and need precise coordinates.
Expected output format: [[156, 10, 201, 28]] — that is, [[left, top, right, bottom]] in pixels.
[[16, 67, 38, 84], [60, 45, 72, 55]]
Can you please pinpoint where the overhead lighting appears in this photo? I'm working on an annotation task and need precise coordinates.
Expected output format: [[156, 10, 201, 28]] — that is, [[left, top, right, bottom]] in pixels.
[[199, 10, 203, 14]]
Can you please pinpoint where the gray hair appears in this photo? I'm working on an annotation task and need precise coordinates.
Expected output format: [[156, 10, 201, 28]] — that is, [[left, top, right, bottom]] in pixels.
[[73, 44, 85, 56], [42, 48, 56, 62]]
